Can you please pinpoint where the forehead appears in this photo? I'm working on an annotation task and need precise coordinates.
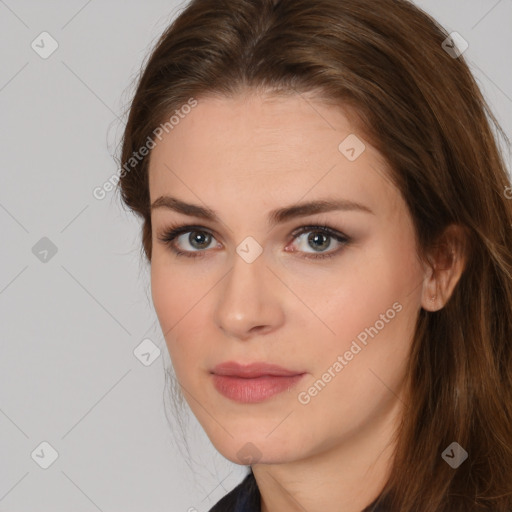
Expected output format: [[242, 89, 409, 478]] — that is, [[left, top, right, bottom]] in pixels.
[[150, 91, 360, 161], [147, 92, 399, 219]]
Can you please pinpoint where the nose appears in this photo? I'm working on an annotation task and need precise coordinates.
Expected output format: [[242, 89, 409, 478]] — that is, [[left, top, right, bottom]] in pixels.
[[213, 248, 285, 340]]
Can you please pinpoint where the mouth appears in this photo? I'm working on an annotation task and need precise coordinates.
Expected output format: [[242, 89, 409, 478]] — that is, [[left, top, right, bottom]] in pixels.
[[210, 361, 306, 403], [211, 361, 305, 378]]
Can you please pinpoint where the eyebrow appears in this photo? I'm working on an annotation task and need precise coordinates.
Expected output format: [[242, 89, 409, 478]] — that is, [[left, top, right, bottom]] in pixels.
[[150, 195, 374, 226]]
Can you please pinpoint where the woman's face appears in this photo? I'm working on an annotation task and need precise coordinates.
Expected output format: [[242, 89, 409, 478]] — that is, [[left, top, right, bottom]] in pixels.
[[148, 91, 426, 466]]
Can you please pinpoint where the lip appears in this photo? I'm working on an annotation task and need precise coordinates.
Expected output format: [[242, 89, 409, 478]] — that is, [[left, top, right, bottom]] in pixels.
[[210, 361, 306, 403], [211, 361, 304, 378]]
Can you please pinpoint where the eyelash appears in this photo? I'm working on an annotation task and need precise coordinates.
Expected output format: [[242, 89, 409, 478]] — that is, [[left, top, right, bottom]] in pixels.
[[157, 222, 351, 261]]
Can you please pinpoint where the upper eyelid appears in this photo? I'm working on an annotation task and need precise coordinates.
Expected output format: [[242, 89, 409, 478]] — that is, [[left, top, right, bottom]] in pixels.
[[159, 217, 348, 234], [160, 222, 345, 236]]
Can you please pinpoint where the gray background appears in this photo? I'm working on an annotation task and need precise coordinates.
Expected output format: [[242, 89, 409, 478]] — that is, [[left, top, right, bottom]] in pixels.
[[1, 1, 511, 511]]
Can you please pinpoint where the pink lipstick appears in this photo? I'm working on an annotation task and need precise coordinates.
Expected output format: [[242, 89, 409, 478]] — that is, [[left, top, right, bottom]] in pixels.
[[211, 361, 306, 403]]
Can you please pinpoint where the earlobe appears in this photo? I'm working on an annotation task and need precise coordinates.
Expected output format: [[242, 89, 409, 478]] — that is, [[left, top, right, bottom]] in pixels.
[[421, 263, 441, 312], [420, 224, 468, 312]]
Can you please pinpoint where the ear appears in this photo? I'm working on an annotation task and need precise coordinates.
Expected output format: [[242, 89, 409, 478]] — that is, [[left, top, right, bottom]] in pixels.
[[420, 224, 468, 312]]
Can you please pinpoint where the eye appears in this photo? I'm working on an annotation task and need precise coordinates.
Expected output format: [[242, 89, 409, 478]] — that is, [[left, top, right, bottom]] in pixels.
[[157, 222, 351, 260], [287, 225, 350, 260], [157, 224, 219, 258]]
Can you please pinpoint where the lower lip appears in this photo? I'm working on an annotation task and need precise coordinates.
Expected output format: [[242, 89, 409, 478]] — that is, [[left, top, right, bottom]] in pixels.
[[211, 374, 306, 403]]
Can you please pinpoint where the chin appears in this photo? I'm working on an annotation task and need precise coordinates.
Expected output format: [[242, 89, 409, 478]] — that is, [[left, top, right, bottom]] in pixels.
[[206, 430, 301, 466]]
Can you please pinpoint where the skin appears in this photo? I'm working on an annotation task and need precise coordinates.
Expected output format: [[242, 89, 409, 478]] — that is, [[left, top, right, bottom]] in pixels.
[[148, 90, 466, 512]]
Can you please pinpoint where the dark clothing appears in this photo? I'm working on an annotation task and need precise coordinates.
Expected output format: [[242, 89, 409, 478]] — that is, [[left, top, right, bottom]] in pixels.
[[208, 469, 387, 511], [208, 470, 260, 512]]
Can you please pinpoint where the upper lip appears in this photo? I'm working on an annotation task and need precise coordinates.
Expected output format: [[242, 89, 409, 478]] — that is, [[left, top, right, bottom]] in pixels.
[[211, 361, 305, 378]]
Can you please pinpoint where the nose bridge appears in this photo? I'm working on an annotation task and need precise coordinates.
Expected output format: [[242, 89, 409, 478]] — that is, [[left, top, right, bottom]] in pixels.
[[222, 245, 267, 310]]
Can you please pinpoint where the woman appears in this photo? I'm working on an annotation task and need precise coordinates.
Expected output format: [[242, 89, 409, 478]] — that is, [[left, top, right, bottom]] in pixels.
[[116, 0, 512, 510]]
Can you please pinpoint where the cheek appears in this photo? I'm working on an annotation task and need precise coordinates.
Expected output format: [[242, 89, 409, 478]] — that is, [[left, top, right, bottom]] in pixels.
[[301, 232, 422, 374], [151, 262, 189, 351], [150, 254, 205, 328], [292, 238, 419, 339], [150, 260, 210, 373], [151, 263, 178, 332]]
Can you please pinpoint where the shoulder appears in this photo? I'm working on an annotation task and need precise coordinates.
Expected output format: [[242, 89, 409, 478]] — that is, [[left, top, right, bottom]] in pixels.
[[208, 470, 260, 512]]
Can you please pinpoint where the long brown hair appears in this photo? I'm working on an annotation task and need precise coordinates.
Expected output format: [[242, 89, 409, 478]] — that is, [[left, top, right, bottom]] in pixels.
[[115, 0, 512, 510]]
